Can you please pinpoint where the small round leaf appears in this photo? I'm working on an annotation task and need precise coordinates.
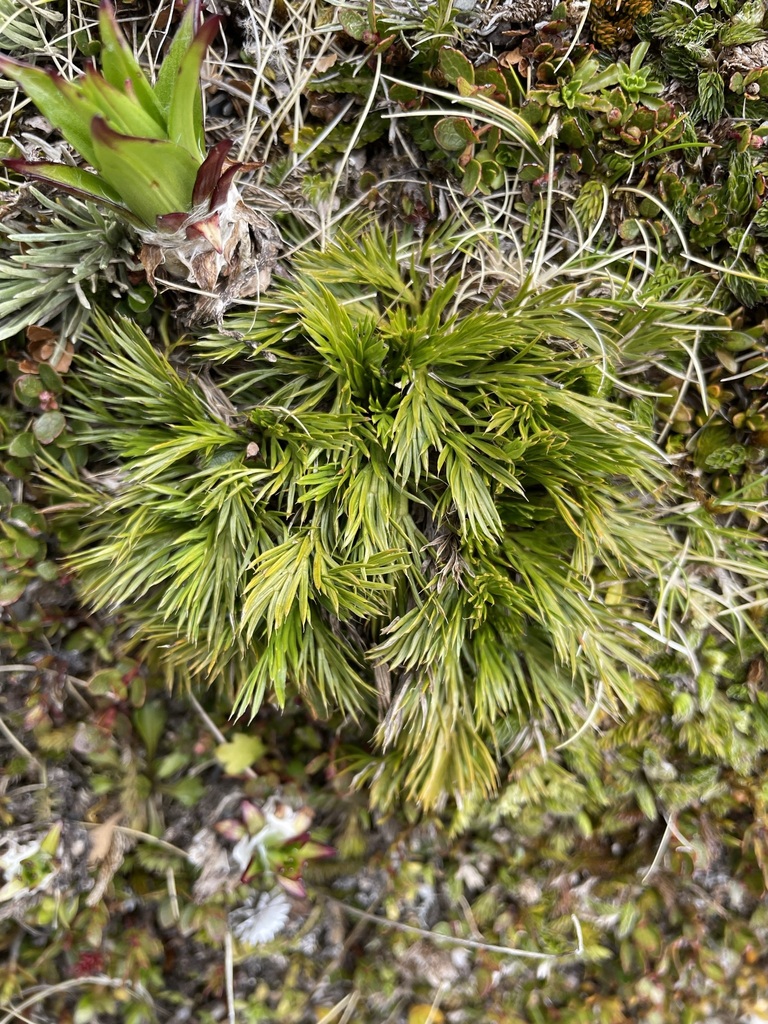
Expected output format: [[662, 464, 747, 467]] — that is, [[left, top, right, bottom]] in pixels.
[[7, 432, 37, 458], [33, 411, 66, 445], [434, 116, 476, 151], [0, 578, 26, 606], [438, 47, 475, 86], [339, 9, 367, 39], [36, 561, 60, 582], [14, 375, 44, 405]]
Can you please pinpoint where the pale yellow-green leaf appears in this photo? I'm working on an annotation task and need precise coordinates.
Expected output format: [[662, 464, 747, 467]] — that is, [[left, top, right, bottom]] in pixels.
[[215, 733, 266, 775]]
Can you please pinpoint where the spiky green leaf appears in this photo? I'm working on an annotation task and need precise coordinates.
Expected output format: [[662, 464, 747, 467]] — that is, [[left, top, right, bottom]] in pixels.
[[154, 0, 200, 113], [97, 0, 164, 124], [78, 66, 166, 138], [0, 57, 99, 165], [166, 16, 220, 160]]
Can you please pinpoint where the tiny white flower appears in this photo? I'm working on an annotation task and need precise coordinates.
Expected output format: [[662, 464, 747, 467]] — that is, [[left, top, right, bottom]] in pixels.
[[231, 834, 260, 874], [0, 839, 41, 882], [230, 800, 314, 876], [455, 862, 484, 892], [259, 801, 313, 843]]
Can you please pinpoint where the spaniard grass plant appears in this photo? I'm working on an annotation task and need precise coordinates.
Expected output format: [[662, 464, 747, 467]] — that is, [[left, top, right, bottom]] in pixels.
[[41, 220, 724, 809]]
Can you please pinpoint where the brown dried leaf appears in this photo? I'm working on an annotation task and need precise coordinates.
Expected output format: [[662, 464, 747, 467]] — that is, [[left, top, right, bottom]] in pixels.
[[138, 244, 164, 292], [26, 325, 57, 346], [137, 198, 280, 325], [723, 39, 768, 73], [87, 812, 123, 866], [42, 343, 74, 373], [187, 200, 280, 325], [86, 827, 129, 907], [26, 329, 75, 374], [498, 49, 519, 66]]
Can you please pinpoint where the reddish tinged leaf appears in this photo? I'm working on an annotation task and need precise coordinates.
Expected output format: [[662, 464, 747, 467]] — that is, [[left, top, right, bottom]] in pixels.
[[208, 162, 243, 211], [241, 859, 261, 885], [241, 800, 266, 834], [192, 139, 233, 205], [156, 212, 188, 231], [298, 841, 336, 861], [277, 875, 306, 899], [3, 159, 131, 215], [186, 212, 223, 253]]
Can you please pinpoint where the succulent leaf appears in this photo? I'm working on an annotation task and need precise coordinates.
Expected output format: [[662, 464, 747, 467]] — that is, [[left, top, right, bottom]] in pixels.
[[241, 801, 266, 834], [90, 117, 199, 225], [167, 15, 221, 162], [97, 0, 164, 124], [298, 841, 336, 861]]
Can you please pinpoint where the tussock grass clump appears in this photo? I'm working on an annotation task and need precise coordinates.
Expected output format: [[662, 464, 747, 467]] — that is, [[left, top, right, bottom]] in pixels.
[[45, 225, 715, 809]]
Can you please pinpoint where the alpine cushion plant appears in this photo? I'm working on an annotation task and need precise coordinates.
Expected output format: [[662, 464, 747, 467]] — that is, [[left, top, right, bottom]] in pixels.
[[39, 226, 718, 811], [0, 0, 278, 323], [215, 800, 335, 900]]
